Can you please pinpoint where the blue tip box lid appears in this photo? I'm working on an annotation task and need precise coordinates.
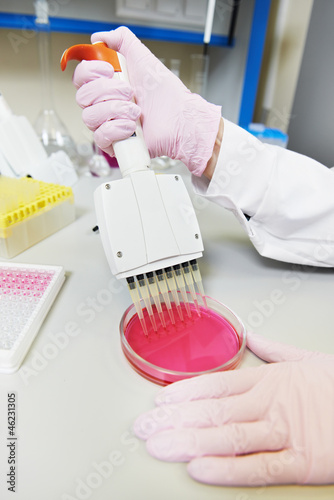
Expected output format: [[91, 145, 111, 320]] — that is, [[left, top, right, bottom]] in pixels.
[[246, 123, 289, 147]]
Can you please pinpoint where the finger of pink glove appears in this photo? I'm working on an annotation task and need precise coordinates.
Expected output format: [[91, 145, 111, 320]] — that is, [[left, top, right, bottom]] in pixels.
[[76, 77, 134, 108], [72, 60, 114, 88], [145, 420, 287, 462], [154, 366, 265, 405], [94, 119, 137, 149], [134, 391, 263, 440], [187, 451, 301, 486], [82, 100, 140, 131], [91, 28, 139, 57], [247, 331, 331, 363]]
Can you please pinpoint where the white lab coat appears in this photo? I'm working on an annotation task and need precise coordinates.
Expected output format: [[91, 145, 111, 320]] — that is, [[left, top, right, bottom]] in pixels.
[[193, 119, 334, 267]]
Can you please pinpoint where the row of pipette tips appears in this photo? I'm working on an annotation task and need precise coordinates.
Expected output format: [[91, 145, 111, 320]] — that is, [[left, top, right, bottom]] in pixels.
[[126, 259, 207, 336]]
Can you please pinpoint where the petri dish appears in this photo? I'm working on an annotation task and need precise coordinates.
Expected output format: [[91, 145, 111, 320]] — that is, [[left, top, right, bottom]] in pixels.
[[120, 294, 247, 385]]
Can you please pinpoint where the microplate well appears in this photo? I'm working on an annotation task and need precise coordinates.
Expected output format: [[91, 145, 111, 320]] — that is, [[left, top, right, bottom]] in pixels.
[[0, 262, 65, 373]]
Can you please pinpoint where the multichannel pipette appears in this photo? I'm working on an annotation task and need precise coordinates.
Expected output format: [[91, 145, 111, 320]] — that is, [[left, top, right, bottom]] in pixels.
[[61, 42, 207, 333]]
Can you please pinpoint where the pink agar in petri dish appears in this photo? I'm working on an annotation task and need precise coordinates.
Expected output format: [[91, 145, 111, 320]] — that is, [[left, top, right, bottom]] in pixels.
[[120, 295, 246, 385]]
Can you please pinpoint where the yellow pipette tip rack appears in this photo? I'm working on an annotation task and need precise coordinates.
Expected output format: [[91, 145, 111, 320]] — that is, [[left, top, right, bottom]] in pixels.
[[0, 176, 75, 258]]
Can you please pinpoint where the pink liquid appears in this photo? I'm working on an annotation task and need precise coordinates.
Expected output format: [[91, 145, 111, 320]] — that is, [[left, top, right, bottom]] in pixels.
[[0, 267, 55, 349], [124, 302, 241, 379], [0, 269, 53, 293]]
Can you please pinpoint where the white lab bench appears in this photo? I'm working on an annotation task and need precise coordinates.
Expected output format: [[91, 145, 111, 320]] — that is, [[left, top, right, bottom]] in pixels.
[[0, 163, 333, 500]]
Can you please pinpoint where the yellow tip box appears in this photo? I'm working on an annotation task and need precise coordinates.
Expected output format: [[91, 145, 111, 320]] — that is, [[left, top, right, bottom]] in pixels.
[[0, 176, 75, 258]]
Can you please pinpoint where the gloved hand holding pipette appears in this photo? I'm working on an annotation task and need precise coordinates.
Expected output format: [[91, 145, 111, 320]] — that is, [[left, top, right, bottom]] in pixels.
[[73, 26, 222, 178], [70, 26, 334, 488], [73, 26, 334, 268], [133, 332, 334, 486]]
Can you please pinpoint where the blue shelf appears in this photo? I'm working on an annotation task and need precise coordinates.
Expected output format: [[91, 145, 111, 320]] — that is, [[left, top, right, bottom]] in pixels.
[[0, 12, 233, 46], [238, 0, 271, 127]]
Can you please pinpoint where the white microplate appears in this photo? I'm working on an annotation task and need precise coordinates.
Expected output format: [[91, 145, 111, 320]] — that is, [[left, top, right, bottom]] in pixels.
[[0, 263, 65, 374]]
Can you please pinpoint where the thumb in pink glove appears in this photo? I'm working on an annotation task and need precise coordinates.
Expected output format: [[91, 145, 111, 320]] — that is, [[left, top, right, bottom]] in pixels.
[[73, 26, 222, 176], [133, 331, 334, 486]]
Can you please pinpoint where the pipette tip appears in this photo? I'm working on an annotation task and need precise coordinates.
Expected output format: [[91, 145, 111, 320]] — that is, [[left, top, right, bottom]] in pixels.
[[126, 258, 207, 334], [139, 317, 149, 336], [167, 305, 176, 325]]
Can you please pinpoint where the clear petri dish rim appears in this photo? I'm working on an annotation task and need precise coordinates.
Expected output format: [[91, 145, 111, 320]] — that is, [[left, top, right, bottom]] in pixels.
[[119, 294, 247, 385]]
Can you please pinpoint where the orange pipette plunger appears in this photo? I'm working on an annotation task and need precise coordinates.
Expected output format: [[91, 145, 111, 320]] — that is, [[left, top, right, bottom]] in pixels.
[[60, 42, 122, 71]]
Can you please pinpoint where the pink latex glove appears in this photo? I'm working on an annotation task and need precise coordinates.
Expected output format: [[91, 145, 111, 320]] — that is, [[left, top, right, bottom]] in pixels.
[[133, 331, 334, 486], [73, 26, 221, 176]]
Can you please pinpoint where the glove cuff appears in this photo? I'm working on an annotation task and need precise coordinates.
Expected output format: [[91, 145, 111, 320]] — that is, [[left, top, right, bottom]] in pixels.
[[176, 94, 222, 176]]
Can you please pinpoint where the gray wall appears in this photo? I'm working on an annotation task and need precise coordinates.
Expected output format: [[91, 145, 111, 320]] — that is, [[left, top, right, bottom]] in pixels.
[[287, 0, 334, 167]]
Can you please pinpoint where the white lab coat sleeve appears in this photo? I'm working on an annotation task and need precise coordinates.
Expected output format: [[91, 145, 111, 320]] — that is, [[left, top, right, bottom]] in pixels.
[[192, 119, 334, 267]]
